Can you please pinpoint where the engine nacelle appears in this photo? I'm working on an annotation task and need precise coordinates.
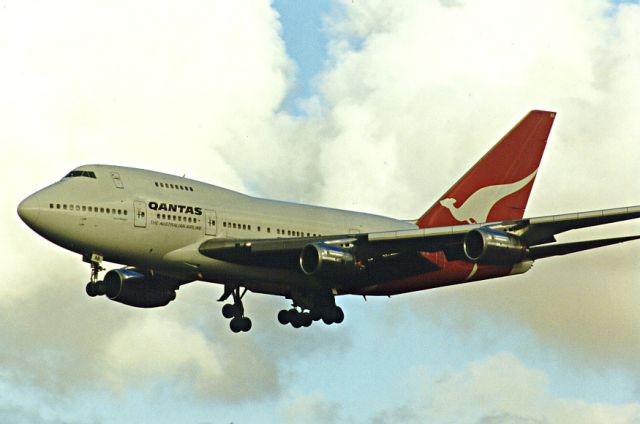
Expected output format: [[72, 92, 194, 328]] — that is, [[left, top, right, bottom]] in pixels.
[[299, 242, 356, 278], [463, 228, 527, 264], [103, 268, 177, 308]]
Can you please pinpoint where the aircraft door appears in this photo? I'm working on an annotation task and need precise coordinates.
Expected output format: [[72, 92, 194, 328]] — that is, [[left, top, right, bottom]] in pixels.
[[134, 201, 147, 228], [205, 210, 217, 236], [111, 172, 124, 189]]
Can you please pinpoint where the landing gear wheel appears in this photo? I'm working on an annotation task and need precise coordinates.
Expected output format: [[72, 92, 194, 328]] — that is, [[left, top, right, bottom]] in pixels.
[[301, 312, 312, 327], [230, 316, 252, 333], [290, 311, 303, 328], [310, 309, 322, 322], [240, 317, 252, 332], [321, 306, 344, 325], [222, 303, 236, 319], [277, 309, 290, 325], [86, 282, 97, 297], [230, 317, 243, 333]]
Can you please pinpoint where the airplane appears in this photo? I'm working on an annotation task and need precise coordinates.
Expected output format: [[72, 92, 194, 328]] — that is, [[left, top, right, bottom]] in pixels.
[[17, 110, 640, 333]]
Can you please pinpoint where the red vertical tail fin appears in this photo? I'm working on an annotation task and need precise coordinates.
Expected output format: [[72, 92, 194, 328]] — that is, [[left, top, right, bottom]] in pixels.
[[416, 110, 556, 228]]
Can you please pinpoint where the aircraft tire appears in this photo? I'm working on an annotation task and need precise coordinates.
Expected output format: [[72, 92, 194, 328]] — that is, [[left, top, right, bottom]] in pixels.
[[301, 312, 312, 327], [222, 303, 235, 319], [85, 282, 97, 297], [277, 310, 290, 325], [310, 309, 322, 321], [334, 307, 344, 324], [230, 317, 243, 333], [290, 312, 303, 328], [240, 317, 252, 332]]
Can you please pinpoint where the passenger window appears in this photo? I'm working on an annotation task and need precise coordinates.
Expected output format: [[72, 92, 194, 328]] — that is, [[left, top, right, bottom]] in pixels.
[[100, 207, 104, 213], [124, 210, 127, 215], [189, 187, 193, 192], [267, 228, 271, 233], [49, 203, 53, 209], [82, 206, 86, 211]]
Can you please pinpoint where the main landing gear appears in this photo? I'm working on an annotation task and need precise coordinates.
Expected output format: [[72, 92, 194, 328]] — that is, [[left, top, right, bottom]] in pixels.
[[219, 285, 252, 333], [85, 254, 106, 297], [277, 305, 344, 328]]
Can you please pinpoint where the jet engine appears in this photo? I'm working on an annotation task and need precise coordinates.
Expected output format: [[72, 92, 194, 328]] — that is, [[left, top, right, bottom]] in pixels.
[[463, 228, 528, 264], [103, 268, 177, 308], [299, 242, 356, 278]]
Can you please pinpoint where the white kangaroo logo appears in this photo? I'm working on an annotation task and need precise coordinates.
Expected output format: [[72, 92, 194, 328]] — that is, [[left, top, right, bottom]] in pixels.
[[440, 170, 537, 224]]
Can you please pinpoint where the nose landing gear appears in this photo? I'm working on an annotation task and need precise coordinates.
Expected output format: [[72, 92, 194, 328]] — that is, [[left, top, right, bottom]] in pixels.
[[85, 254, 106, 297]]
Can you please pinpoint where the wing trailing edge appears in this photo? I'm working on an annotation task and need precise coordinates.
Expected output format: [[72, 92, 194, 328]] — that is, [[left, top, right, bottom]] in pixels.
[[527, 235, 640, 260]]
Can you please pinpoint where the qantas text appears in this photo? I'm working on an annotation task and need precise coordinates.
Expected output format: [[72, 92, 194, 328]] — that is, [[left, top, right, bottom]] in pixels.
[[148, 201, 203, 215]]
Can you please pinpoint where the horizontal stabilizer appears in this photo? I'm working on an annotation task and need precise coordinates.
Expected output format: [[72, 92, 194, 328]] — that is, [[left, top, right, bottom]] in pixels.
[[528, 235, 640, 260]]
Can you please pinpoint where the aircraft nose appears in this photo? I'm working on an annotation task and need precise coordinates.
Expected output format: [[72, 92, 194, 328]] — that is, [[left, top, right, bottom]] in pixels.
[[17, 193, 41, 227]]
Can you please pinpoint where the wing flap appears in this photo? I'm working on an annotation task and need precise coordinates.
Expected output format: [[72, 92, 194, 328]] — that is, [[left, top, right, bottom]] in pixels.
[[522, 205, 640, 246], [528, 235, 640, 259]]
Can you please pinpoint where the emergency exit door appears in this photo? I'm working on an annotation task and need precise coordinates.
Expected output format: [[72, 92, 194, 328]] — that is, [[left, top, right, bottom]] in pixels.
[[134, 201, 147, 228], [205, 210, 217, 236]]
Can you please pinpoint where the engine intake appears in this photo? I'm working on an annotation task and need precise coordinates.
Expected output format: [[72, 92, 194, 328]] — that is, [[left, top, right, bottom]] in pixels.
[[300, 242, 355, 278], [104, 268, 177, 308], [463, 228, 527, 264]]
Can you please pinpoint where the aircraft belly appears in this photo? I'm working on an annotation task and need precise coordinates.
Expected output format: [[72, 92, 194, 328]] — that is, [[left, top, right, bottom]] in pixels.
[[352, 261, 517, 296]]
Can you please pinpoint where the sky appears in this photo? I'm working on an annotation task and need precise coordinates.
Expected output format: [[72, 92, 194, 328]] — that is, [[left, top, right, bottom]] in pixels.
[[1, 0, 640, 423]]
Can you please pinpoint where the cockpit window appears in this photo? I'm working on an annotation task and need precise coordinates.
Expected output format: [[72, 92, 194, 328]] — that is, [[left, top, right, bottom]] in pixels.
[[64, 170, 97, 179]]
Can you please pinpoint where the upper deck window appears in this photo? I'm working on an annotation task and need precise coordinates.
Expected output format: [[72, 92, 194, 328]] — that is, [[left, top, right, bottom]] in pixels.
[[64, 170, 96, 179]]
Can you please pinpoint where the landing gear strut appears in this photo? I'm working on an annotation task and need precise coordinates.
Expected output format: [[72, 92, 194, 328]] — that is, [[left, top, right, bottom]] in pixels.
[[219, 285, 252, 333], [85, 254, 106, 297]]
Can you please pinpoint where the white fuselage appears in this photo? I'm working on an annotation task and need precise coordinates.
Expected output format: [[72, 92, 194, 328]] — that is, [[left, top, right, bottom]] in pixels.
[[19, 165, 416, 293]]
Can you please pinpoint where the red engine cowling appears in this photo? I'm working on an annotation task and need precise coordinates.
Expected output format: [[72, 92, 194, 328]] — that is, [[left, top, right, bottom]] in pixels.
[[104, 268, 177, 308], [463, 228, 528, 264]]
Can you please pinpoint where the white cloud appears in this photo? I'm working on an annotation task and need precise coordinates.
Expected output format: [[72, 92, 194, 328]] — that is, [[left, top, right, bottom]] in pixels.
[[281, 391, 343, 424], [1, 0, 639, 416], [373, 353, 640, 423]]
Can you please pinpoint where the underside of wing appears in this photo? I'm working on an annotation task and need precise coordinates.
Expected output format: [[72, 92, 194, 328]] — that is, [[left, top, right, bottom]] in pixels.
[[190, 205, 640, 286]]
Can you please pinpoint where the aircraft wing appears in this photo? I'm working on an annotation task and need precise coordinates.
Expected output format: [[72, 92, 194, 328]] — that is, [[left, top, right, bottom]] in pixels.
[[197, 205, 640, 268]]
